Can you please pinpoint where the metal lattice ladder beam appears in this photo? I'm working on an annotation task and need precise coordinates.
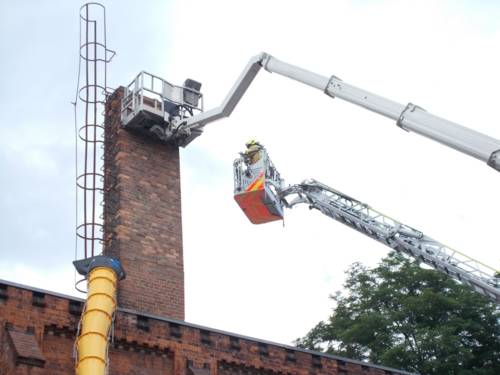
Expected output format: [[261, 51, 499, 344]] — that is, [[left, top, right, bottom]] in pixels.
[[280, 180, 500, 303]]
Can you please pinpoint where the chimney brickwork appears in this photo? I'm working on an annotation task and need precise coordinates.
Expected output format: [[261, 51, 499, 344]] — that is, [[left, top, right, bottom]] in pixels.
[[104, 88, 184, 319]]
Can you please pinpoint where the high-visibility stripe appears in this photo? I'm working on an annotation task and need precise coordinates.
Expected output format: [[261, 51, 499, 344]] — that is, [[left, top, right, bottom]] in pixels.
[[253, 180, 264, 190], [245, 175, 261, 192], [245, 172, 265, 192]]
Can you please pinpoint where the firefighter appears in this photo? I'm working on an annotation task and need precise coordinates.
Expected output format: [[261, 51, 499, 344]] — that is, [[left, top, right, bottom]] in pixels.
[[244, 139, 263, 164]]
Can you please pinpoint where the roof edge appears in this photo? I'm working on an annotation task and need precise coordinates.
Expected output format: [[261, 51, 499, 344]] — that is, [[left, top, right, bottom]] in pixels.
[[0, 278, 416, 375]]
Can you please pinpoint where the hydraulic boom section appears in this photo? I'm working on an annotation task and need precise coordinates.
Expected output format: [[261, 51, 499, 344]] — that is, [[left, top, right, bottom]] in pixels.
[[233, 143, 500, 303], [121, 53, 500, 172]]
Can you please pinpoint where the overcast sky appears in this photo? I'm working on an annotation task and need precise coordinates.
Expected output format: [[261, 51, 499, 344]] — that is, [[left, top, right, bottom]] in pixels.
[[1, 1, 499, 345]]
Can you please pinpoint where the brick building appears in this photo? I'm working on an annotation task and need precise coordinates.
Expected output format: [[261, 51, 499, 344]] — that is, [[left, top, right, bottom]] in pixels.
[[0, 88, 412, 375]]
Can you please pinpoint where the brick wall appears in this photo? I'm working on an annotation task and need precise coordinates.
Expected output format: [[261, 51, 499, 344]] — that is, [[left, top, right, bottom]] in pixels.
[[0, 320, 16, 375], [104, 88, 184, 319], [0, 280, 413, 375]]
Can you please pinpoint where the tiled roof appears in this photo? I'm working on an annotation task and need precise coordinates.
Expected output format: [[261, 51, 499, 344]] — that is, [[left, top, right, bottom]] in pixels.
[[7, 328, 45, 367], [187, 365, 211, 375]]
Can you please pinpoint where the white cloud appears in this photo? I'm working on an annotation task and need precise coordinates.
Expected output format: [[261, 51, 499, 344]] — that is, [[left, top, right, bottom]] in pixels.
[[0, 261, 81, 298]]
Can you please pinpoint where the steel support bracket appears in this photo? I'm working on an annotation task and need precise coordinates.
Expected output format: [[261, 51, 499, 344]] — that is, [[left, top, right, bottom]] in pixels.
[[260, 53, 273, 72], [487, 149, 500, 171], [324, 75, 342, 99], [73, 255, 126, 280], [396, 102, 424, 132]]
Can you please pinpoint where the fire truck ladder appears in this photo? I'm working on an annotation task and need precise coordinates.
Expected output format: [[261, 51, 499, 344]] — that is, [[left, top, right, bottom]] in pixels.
[[279, 180, 500, 303]]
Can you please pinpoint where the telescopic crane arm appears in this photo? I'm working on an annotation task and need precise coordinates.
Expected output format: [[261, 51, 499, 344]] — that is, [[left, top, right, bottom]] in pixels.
[[178, 53, 500, 171], [280, 180, 500, 304]]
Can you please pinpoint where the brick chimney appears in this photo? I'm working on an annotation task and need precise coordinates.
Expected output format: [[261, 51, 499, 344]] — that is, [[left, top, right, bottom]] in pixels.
[[103, 88, 184, 319]]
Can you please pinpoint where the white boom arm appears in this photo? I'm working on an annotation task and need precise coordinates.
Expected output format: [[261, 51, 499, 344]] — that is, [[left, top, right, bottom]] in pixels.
[[179, 53, 500, 171], [279, 180, 500, 303]]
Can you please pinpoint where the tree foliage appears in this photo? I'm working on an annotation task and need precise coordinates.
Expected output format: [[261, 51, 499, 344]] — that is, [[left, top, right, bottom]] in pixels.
[[296, 252, 500, 374]]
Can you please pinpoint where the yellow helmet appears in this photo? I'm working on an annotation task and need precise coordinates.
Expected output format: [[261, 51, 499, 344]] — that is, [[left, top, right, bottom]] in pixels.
[[246, 139, 258, 147]]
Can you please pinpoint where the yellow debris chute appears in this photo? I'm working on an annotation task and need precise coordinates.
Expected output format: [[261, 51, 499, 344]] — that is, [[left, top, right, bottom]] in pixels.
[[73, 256, 125, 375]]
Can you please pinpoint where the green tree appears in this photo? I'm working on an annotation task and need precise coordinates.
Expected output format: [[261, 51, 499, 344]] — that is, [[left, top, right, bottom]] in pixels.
[[296, 252, 500, 374]]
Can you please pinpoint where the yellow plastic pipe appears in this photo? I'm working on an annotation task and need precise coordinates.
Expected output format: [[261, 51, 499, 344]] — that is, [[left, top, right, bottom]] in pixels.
[[76, 266, 118, 375]]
